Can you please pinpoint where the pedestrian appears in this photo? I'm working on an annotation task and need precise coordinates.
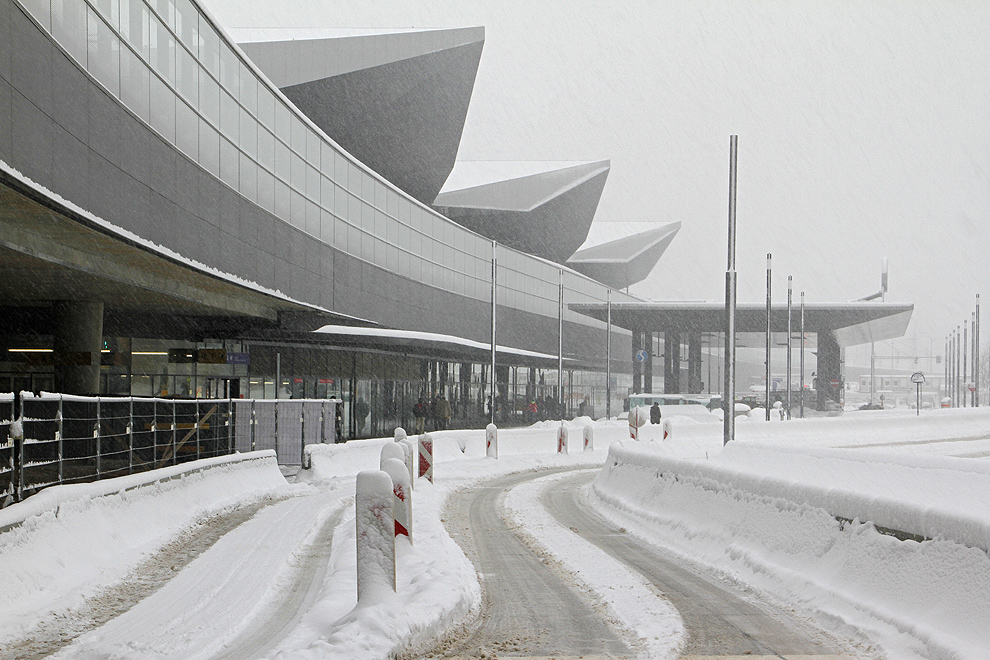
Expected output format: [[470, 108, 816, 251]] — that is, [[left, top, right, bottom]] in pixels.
[[650, 401, 661, 425], [413, 397, 426, 434], [436, 394, 453, 430]]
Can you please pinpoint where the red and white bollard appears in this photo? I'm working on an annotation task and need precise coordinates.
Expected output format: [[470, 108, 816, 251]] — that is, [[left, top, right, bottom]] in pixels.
[[486, 423, 498, 459], [355, 470, 395, 602], [628, 406, 647, 440], [583, 424, 594, 451], [662, 418, 672, 440], [557, 423, 567, 454], [418, 433, 434, 483], [382, 457, 411, 542], [380, 441, 405, 470]]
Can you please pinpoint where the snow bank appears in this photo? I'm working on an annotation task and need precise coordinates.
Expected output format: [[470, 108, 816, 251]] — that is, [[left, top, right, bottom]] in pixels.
[[594, 439, 990, 660], [0, 451, 293, 647]]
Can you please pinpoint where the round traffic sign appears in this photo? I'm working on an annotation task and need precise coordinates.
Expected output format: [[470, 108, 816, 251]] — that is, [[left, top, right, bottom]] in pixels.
[[911, 372, 925, 384], [829, 378, 840, 388]]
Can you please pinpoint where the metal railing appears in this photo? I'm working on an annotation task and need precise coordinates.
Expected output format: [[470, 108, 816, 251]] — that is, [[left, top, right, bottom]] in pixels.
[[1, 393, 339, 508]]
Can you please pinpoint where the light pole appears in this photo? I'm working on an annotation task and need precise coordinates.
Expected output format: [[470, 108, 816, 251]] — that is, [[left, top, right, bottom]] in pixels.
[[490, 240, 497, 424], [786, 275, 792, 420], [765, 253, 772, 421], [723, 135, 738, 445], [606, 288, 612, 420], [799, 291, 805, 418]]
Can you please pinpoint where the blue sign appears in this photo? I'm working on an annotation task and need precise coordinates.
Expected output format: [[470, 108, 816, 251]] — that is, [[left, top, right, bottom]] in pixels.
[[226, 352, 251, 365], [634, 349, 649, 363]]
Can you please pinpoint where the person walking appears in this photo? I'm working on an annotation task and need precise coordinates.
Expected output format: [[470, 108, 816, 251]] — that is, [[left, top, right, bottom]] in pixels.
[[436, 394, 453, 430], [650, 401, 662, 425], [413, 397, 427, 434]]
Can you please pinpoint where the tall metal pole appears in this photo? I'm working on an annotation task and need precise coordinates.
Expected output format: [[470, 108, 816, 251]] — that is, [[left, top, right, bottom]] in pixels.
[[944, 336, 949, 403], [765, 253, 772, 421], [558, 269, 564, 419], [786, 275, 792, 419], [606, 289, 612, 419], [972, 310, 977, 407], [490, 240, 497, 424], [799, 291, 805, 418], [977, 294, 981, 407], [723, 135, 738, 445], [964, 320, 969, 407]]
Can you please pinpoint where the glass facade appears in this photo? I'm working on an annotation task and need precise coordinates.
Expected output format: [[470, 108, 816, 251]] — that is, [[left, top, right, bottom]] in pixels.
[[14, 0, 633, 336]]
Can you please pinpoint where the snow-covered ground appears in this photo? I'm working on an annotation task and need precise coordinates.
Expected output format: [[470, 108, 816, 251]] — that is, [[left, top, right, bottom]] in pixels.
[[1, 408, 989, 660]]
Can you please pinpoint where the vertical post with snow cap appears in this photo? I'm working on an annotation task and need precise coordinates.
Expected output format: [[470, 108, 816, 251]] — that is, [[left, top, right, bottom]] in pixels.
[[557, 422, 566, 454], [380, 441, 405, 471], [662, 418, 672, 441], [398, 437, 415, 489], [486, 423, 498, 458], [382, 457, 411, 542], [418, 433, 434, 483], [355, 470, 396, 601], [394, 427, 407, 443], [583, 424, 593, 451]]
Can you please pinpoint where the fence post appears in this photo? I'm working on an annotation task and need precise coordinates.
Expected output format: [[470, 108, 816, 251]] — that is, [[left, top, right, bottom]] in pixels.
[[274, 399, 280, 464], [195, 399, 201, 460], [227, 397, 233, 455], [15, 393, 23, 502], [57, 394, 64, 484], [300, 404, 306, 465], [171, 401, 177, 466], [95, 396, 101, 479], [152, 399, 158, 465], [320, 400, 326, 444], [128, 397, 134, 474], [250, 400, 257, 452]]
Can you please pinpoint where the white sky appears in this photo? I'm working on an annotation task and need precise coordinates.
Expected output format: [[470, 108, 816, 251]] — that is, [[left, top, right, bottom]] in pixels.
[[206, 0, 990, 365]]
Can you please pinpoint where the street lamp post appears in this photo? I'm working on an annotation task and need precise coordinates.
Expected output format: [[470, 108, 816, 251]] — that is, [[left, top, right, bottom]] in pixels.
[[786, 275, 792, 419], [723, 135, 738, 446], [800, 291, 805, 418], [765, 253, 772, 421]]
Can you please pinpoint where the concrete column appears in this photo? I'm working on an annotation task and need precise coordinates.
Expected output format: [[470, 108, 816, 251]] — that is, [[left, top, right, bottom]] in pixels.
[[817, 331, 842, 408], [643, 331, 653, 393], [664, 331, 681, 394], [688, 333, 703, 393], [632, 329, 643, 394], [52, 301, 104, 396]]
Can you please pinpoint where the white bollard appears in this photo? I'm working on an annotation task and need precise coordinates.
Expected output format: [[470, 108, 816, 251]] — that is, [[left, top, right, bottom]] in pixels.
[[628, 406, 648, 440], [662, 418, 672, 440], [418, 433, 434, 483], [583, 424, 594, 451], [557, 423, 567, 454], [380, 441, 405, 470], [382, 457, 412, 542], [394, 427, 407, 443], [355, 470, 395, 602], [398, 438, 415, 489], [485, 423, 498, 459]]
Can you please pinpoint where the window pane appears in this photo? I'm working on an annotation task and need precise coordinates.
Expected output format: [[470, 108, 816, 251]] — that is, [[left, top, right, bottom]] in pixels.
[[306, 199, 319, 237], [275, 102, 290, 143], [198, 69, 219, 125], [92, 0, 118, 30], [173, 0, 197, 53], [149, 13, 174, 85], [275, 179, 290, 219], [149, 74, 175, 141], [120, 0, 149, 58], [198, 118, 219, 176], [19, 0, 52, 31], [257, 127, 275, 171], [239, 153, 257, 203], [219, 137, 238, 188], [290, 189, 304, 227], [120, 45, 150, 121], [239, 61, 257, 114], [290, 116, 306, 154], [257, 167, 275, 212], [274, 140, 290, 181], [199, 21, 219, 76], [149, 0, 174, 28], [52, 0, 87, 65], [257, 88, 275, 130], [307, 164, 319, 202], [175, 97, 198, 160], [219, 42, 238, 92], [87, 8, 120, 97], [176, 43, 197, 103], [239, 107, 257, 157], [219, 89, 239, 142]]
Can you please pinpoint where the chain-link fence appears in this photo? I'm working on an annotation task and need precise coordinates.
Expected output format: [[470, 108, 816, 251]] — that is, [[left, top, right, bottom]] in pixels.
[[2, 394, 340, 508]]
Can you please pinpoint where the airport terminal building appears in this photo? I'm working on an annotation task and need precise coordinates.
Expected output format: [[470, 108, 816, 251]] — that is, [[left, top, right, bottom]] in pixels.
[[0, 0, 912, 437]]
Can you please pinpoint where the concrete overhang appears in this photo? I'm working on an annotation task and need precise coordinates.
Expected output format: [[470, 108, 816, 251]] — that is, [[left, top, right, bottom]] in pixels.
[[0, 167, 373, 339], [566, 222, 681, 289], [568, 301, 914, 349]]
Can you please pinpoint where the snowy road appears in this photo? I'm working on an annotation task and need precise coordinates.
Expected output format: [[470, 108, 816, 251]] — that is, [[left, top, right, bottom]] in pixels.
[[544, 472, 863, 659], [431, 467, 632, 659]]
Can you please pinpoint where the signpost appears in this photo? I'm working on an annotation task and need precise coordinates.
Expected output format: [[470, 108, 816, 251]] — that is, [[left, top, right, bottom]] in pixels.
[[911, 371, 925, 416]]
